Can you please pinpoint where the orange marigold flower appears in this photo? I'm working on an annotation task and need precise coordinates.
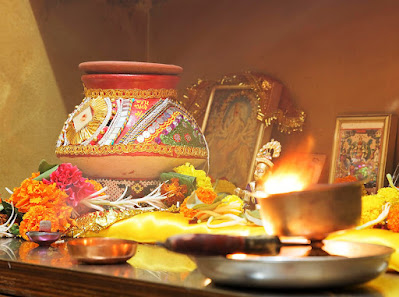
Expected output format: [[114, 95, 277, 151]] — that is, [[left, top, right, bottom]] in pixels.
[[334, 175, 358, 183], [333, 175, 367, 195], [195, 187, 217, 204], [31, 172, 40, 179], [180, 198, 199, 218], [8, 177, 69, 213], [19, 205, 75, 241], [387, 204, 399, 232], [161, 178, 188, 207]]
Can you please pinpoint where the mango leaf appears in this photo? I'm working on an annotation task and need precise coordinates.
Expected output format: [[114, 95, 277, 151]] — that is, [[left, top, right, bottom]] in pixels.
[[34, 165, 59, 181], [38, 159, 58, 174]]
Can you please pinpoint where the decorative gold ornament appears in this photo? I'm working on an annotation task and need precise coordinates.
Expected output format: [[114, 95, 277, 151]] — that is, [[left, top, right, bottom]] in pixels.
[[55, 143, 208, 158], [68, 208, 154, 238], [182, 72, 306, 134], [84, 86, 177, 100], [256, 139, 282, 164], [65, 96, 109, 145]]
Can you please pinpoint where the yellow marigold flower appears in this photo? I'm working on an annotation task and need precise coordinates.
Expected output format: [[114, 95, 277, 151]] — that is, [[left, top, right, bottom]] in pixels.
[[360, 194, 385, 226], [174, 163, 212, 189], [217, 195, 244, 212], [376, 187, 399, 205]]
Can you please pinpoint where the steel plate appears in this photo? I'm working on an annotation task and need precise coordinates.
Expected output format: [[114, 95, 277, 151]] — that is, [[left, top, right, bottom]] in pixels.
[[194, 240, 394, 289]]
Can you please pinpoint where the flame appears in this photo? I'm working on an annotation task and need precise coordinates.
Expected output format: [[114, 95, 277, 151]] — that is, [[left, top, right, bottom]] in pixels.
[[262, 137, 317, 195], [263, 173, 307, 194]]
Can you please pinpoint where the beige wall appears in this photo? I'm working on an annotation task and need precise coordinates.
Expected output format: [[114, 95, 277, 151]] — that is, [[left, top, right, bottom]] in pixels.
[[2, 0, 399, 195], [0, 0, 147, 196], [150, 0, 399, 183]]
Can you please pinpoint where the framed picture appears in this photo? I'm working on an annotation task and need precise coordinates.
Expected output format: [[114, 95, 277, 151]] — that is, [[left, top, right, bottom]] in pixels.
[[202, 85, 267, 187], [182, 72, 306, 188], [329, 114, 397, 194]]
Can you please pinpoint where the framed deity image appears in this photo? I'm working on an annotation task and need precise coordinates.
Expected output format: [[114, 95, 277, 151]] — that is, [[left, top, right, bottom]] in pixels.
[[181, 72, 305, 188], [202, 85, 268, 188], [329, 114, 397, 194]]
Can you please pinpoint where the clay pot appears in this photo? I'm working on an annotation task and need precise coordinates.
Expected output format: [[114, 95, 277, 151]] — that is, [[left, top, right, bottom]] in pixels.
[[56, 61, 207, 180]]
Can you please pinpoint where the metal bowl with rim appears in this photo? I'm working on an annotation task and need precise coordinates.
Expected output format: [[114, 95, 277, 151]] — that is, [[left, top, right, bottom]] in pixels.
[[67, 237, 137, 264], [256, 182, 362, 240]]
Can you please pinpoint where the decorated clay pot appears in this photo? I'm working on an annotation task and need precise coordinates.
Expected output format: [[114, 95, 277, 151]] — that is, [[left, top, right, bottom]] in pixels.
[[56, 61, 208, 180]]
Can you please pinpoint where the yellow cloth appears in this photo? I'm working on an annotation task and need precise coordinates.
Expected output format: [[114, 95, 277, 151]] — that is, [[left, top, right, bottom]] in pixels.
[[367, 273, 399, 297], [327, 229, 399, 272], [85, 211, 266, 243]]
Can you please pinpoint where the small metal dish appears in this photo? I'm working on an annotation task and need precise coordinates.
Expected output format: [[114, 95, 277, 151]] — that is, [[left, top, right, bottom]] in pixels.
[[194, 240, 394, 289], [67, 237, 137, 264], [26, 231, 62, 246]]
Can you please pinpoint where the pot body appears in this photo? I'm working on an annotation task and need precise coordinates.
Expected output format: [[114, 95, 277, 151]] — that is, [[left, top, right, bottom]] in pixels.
[[56, 62, 207, 179]]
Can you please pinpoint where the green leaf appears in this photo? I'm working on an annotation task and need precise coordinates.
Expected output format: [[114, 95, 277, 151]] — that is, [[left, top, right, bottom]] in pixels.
[[9, 224, 19, 236], [34, 165, 59, 181], [38, 160, 58, 174], [160, 172, 196, 194], [1, 200, 24, 222]]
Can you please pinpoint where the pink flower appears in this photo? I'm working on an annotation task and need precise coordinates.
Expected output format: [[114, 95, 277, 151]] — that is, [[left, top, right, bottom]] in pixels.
[[43, 163, 96, 207], [44, 163, 83, 189], [65, 181, 96, 207]]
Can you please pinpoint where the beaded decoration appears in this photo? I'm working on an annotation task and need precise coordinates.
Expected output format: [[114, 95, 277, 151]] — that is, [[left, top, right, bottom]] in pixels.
[[98, 98, 133, 146], [121, 99, 171, 144], [55, 143, 208, 158], [93, 178, 161, 200], [84, 86, 177, 100]]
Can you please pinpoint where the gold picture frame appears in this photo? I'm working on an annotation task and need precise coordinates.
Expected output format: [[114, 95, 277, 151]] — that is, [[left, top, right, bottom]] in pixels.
[[182, 72, 306, 188], [329, 114, 397, 194]]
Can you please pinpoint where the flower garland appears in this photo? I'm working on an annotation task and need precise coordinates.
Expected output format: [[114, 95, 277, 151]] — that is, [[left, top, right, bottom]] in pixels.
[[6, 163, 103, 240], [2, 160, 262, 241], [173, 163, 212, 189], [338, 173, 399, 232]]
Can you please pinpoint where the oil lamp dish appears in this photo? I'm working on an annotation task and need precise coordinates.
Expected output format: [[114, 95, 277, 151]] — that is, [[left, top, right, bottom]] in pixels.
[[67, 237, 137, 264], [26, 231, 62, 246], [194, 240, 394, 289], [256, 182, 362, 240]]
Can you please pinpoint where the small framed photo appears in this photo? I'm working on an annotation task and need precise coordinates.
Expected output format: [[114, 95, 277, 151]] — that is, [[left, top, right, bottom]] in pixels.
[[329, 114, 397, 194]]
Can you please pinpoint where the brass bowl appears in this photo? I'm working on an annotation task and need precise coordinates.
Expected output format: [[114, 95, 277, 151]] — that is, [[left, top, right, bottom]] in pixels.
[[26, 231, 62, 246], [256, 182, 362, 240], [67, 237, 137, 264]]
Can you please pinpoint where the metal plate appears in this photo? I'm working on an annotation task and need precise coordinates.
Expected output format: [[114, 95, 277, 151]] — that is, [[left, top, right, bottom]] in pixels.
[[194, 240, 394, 289], [67, 237, 137, 264]]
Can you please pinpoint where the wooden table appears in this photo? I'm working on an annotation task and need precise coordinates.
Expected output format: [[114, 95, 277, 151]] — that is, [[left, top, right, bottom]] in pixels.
[[0, 238, 397, 297]]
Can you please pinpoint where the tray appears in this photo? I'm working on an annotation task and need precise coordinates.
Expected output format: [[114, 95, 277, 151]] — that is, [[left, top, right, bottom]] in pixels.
[[194, 240, 394, 289]]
